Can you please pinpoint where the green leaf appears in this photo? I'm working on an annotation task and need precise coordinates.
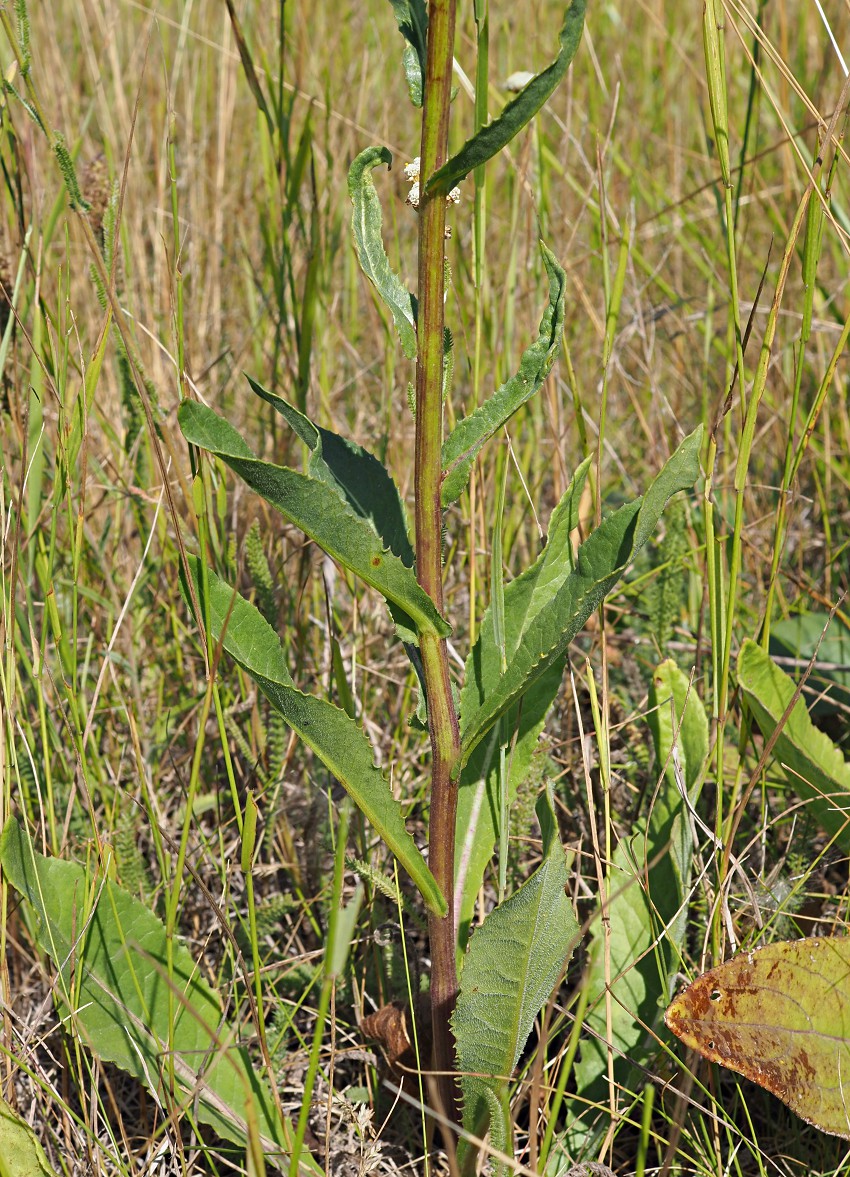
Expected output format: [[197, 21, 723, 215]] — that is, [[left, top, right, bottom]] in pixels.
[[567, 664, 708, 1148], [0, 819, 321, 1171], [665, 936, 850, 1139], [453, 787, 579, 1160], [246, 375, 414, 565], [244, 376, 420, 641], [348, 146, 417, 359], [425, 0, 586, 196], [441, 243, 567, 507], [178, 400, 449, 642], [183, 556, 447, 918], [737, 639, 850, 852], [455, 457, 591, 943], [386, 0, 427, 105], [458, 427, 703, 770], [769, 612, 850, 717], [0, 1097, 60, 1177]]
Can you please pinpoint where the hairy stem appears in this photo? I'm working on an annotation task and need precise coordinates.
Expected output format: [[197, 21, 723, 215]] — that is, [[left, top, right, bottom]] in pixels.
[[416, 0, 461, 1130]]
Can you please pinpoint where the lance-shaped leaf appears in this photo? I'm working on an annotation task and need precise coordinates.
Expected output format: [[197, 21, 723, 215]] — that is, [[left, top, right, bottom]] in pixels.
[[665, 936, 850, 1140], [458, 427, 703, 771], [738, 639, 850, 851], [245, 375, 420, 640], [386, 0, 427, 106], [178, 400, 449, 642], [455, 457, 591, 942], [348, 146, 417, 359], [441, 243, 567, 507], [183, 556, 446, 917], [246, 375, 414, 564], [425, 0, 586, 196], [0, 819, 322, 1172], [452, 787, 579, 1159]]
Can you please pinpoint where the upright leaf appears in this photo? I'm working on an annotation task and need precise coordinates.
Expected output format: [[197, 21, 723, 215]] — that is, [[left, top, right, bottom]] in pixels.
[[567, 665, 708, 1148], [441, 243, 567, 506], [182, 556, 447, 918], [453, 787, 579, 1160], [459, 427, 703, 769], [178, 400, 449, 642], [348, 146, 417, 359], [737, 639, 850, 852], [426, 0, 586, 195], [386, 0, 427, 105], [0, 819, 321, 1171], [455, 457, 591, 942]]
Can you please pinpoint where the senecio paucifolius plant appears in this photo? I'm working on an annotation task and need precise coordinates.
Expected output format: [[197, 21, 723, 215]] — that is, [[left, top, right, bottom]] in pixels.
[[177, 0, 703, 1168]]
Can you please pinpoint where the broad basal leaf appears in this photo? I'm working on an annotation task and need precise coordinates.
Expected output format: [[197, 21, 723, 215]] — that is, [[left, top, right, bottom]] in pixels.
[[178, 400, 449, 642], [737, 639, 850, 851], [0, 1096, 59, 1177], [348, 146, 417, 358], [453, 787, 579, 1160], [665, 936, 850, 1139], [183, 556, 446, 918], [425, 0, 586, 196], [441, 244, 567, 506], [454, 457, 591, 944], [769, 612, 850, 717], [0, 819, 321, 1172], [458, 427, 703, 770]]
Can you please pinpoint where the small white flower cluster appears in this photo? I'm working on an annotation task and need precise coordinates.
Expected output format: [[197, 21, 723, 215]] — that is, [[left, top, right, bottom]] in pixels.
[[404, 157, 461, 210]]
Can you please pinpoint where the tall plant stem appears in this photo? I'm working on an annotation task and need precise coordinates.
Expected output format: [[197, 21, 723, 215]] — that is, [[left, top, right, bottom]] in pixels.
[[416, 0, 461, 1127]]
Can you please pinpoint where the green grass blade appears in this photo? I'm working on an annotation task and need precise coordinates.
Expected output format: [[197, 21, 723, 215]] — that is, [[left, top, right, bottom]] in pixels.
[[425, 0, 585, 196]]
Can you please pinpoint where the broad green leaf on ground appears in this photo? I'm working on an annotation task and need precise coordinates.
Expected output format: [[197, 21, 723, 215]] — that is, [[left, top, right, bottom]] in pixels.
[[566, 665, 708, 1149], [769, 612, 850, 717], [425, 0, 586, 195], [441, 244, 567, 506], [178, 400, 449, 643], [453, 787, 580, 1162], [386, 0, 427, 105], [0, 1097, 59, 1177], [0, 819, 321, 1172], [454, 457, 591, 944], [458, 427, 703, 770], [665, 936, 850, 1139], [737, 639, 850, 852], [348, 146, 417, 358], [182, 556, 446, 917]]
